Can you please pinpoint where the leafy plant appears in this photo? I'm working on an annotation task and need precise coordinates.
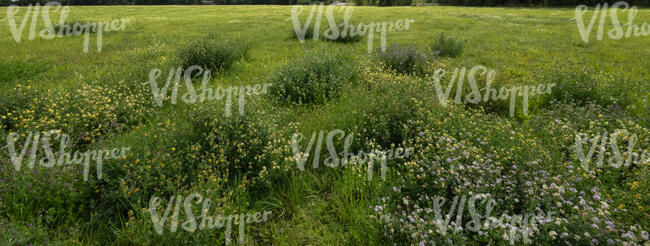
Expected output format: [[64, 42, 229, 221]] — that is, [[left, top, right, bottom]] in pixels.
[[270, 49, 357, 105], [431, 33, 464, 58], [178, 36, 249, 72]]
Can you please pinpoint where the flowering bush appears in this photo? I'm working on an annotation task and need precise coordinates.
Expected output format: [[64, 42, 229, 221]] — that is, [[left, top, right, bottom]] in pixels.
[[369, 97, 649, 245]]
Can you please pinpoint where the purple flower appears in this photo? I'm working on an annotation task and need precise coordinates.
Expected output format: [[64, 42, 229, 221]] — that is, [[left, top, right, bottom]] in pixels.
[[622, 231, 636, 240]]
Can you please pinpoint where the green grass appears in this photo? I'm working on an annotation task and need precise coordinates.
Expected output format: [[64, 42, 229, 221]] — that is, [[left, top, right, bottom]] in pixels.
[[0, 5, 649, 245]]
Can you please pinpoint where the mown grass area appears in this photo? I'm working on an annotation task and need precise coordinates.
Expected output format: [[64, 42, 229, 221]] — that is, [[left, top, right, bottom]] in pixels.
[[0, 5, 649, 245]]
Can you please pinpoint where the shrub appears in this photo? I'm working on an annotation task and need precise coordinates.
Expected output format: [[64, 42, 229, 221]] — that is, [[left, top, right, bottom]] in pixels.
[[191, 102, 284, 179], [270, 50, 357, 105], [352, 65, 434, 147], [377, 44, 431, 75], [431, 33, 463, 58], [178, 36, 249, 72]]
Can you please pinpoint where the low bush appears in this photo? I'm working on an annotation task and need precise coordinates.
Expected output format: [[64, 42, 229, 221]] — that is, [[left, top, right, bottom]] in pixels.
[[270, 49, 357, 105], [352, 65, 434, 147], [431, 33, 464, 58], [377, 44, 431, 75], [178, 36, 249, 73], [190, 101, 288, 181]]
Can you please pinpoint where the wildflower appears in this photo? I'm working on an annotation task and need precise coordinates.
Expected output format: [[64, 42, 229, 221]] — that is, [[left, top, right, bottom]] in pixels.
[[622, 231, 636, 241]]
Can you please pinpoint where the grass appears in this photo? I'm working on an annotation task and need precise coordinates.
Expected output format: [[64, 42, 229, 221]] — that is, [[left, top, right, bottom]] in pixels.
[[0, 5, 649, 246]]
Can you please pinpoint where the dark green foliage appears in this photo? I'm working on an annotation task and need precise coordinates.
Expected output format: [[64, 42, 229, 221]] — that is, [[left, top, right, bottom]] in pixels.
[[270, 50, 357, 105], [191, 103, 275, 178], [0, 61, 46, 85], [431, 33, 464, 58], [354, 74, 433, 147], [178, 36, 249, 72]]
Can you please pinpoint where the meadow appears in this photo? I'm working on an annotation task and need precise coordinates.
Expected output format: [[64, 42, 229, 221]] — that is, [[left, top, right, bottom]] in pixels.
[[0, 4, 649, 245]]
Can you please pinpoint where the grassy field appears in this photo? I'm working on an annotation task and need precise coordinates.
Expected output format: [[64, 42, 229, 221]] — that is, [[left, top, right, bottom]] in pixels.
[[0, 4, 649, 245]]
